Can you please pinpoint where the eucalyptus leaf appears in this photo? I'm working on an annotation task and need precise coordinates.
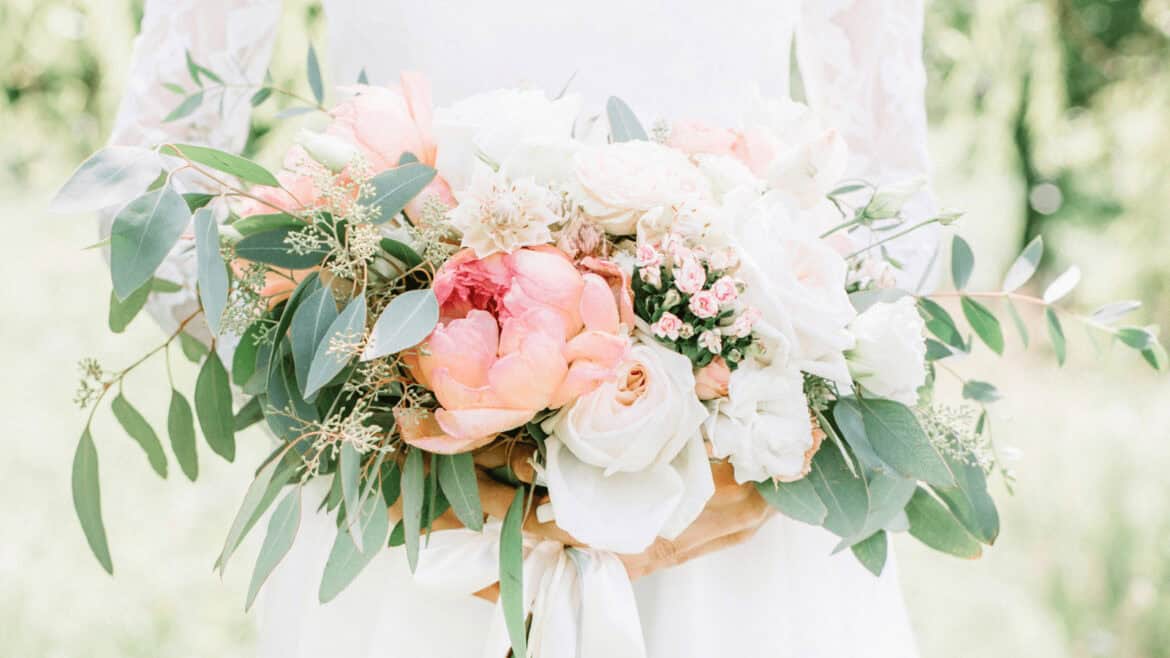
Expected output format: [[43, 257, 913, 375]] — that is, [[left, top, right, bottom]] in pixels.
[[111, 394, 168, 478], [1001, 236, 1044, 292], [307, 45, 324, 104], [246, 489, 301, 610], [305, 293, 366, 398], [232, 212, 303, 237], [232, 322, 264, 386], [1116, 327, 1155, 350], [264, 343, 320, 442], [362, 289, 438, 361], [275, 107, 316, 120], [950, 235, 974, 290], [500, 488, 528, 658], [368, 164, 437, 224], [164, 92, 204, 122], [109, 187, 191, 300], [437, 453, 484, 531], [152, 277, 184, 293], [850, 531, 889, 576], [108, 284, 150, 333], [235, 228, 328, 269], [905, 488, 982, 559], [1046, 308, 1066, 366], [807, 445, 870, 538], [832, 398, 889, 474], [934, 454, 1000, 545], [318, 490, 390, 603], [180, 332, 209, 363], [379, 238, 423, 269], [1043, 266, 1081, 304], [606, 96, 647, 142], [1005, 298, 1029, 348], [961, 296, 1004, 355], [339, 442, 363, 545], [196, 352, 236, 461], [50, 146, 163, 214], [754, 478, 827, 526], [215, 453, 297, 574], [72, 429, 113, 574], [852, 397, 954, 487], [183, 192, 216, 212], [250, 86, 273, 107], [161, 144, 279, 187], [1090, 300, 1142, 325], [962, 380, 1001, 403], [194, 208, 229, 334], [918, 298, 966, 351], [167, 390, 198, 481], [290, 285, 338, 394], [401, 449, 424, 573], [233, 396, 265, 432]]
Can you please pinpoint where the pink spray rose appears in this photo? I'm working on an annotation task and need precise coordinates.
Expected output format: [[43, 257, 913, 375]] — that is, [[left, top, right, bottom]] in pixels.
[[694, 357, 731, 400], [401, 247, 629, 453]]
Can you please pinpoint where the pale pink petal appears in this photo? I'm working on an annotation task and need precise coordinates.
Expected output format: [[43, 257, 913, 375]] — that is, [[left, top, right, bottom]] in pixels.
[[547, 360, 619, 409], [579, 273, 620, 334], [418, 310, 498, 387], [563, 331, 629, 368], [435, 408, 537, 441], [488, 332, 568, 409]]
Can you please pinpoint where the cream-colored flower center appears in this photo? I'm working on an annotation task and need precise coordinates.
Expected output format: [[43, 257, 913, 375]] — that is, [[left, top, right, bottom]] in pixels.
[[615, 362, 649, 406]]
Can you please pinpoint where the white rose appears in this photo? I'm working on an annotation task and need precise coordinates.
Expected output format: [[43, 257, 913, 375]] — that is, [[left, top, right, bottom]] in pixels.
[[846, 297, 928, 406], [434, 89, 582, 191], [543, 340, 714, 553], [572, 141, 711, 236], [705, 361, 820, 483], [723, 187, 856, 382]]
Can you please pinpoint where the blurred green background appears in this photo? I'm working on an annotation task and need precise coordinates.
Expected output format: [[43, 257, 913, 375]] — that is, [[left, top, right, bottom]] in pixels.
[[3, 1, 1169, 657]]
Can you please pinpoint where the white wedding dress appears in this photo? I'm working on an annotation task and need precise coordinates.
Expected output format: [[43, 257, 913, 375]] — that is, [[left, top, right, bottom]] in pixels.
[[108, 1, 935, 656]]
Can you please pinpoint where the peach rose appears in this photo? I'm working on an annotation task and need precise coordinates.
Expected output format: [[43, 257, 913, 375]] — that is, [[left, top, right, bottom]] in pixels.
[[401, 247, 629, 453], [694, 357, 731, 400]]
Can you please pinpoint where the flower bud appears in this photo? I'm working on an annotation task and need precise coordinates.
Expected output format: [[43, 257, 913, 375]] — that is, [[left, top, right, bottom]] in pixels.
[[297, 130, 359, 172]]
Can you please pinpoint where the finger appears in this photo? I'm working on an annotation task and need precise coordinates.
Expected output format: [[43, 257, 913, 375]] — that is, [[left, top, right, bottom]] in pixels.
[[473, 583, 500, 603]]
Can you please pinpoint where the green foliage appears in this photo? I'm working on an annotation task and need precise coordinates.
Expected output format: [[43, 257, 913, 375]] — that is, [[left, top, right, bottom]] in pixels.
[[72, 429, 112, 574], [304, 293, 365, 398], [961, 297, 1005, 355], [246, 489, 300, 610], [111, 394, 167, 478], [160, 144, 279, 187], [606, 96, 647, 142], [194, 208, 228, 334], [400, 448, 424, 573], [951, 235, 975, 290], [362, 289, 439, 361], [437, 453, 484, 532], [851, 531, 889, 576], [195, 352, 235, 462], [109, 187, 191, 299], [754, 478, 828, 526], [318, 488, 390, 604], [235, 228, 329, 269], [290, 285, 338, 394], [367, 163, 437, 224], [500, 488, 528, 658], [167, 390, 198, 481], [905, 487, 983, 559]]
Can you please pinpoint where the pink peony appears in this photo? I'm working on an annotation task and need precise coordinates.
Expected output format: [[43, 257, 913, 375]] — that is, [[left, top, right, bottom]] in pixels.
[[403, 247, 629, 453], [668, 120, 737, 157]]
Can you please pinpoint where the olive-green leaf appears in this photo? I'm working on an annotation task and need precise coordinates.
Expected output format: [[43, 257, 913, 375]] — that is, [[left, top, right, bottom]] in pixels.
[[111, 394, 168, 478], [438, 453, 484, 532], [606, 96, 647, 142], [161, 143, 279, 187], [500, 488, 528, 658], [180, 332, 209, 363], [235, 228, 329, 269], [961, 380, 1001, 403], [196, 352, 236, 461], [109, 187, 191, 300], [164, 91, 204, 122], [305, 293, 366, 398], [832, 398, 889, 473], [934, 455, 999, 545], [854, 397, 954, 487], [380, 461, 402, 508], [72, 429, 113, 574], [379, 238, 423, 269], [401, 448, 425, 573], [232, 322, 264, 386], [905, 488, 982, 559], [950, 235, 974, 290], [754, 478, 827, 526], [1002, 236, 1044, 292], [194, 208, 229, 334], [108, 283, 150, 333], [167, 389, 199, 481], [233, 395, 264, 432], [264, 345, 320, 442], [291, 285, 338, 395], [961, 296, 1004, 355], [850, 531, 889, 576], [918, 298, 966, 351], [215, 453, 297, 574], [50, 146, 163, 214], [368, 163, 437, 224], [246, 489, 301, 610], [1046, 308, 1066, 366], [318, 489, 390, 603], [362, 289, 439, 361], [807, 445, 870, 538]]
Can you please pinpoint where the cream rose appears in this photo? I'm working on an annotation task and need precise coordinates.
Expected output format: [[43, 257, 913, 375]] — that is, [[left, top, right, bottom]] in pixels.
[[573, 141, 711, 235], [846, 297, 928, 406], [543, 340, 714, 553], [705, 361, 821, 483]]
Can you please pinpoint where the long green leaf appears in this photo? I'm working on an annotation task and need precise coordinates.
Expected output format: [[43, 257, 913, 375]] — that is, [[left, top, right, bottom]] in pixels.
[[401, 448, 425, 573], [339, 442, 363, 544], [111, 394, 168, 478], [108, 284, 150, 333], [500, 488, 528, 658], [246, 489, 301, 610], [754, 478, 827, 526], [235, 228, 328, 269], [606, 96, 647, 142], [318, 488, 391, 603], [290, 285, 338, 394], [161, 144, 279, 187], [853, 397, 954, 487], [305, 293, 366, 398], [109, 187, 191, 299], [1001, 236, 1043, 292], [934, 455, 999, 545], [232, 212, 303, 237], [807, 445, 870, 538], [1046, 308, 1066, 366], [72, 429, 113, 574], [918, 298, 966, 351], [362, 289, 438, 361], [233, 395, 265, 432], [950, 235, 974, 290], [850, 531, 889, 576], [196, 351, 236, 461], [194, 208, 229, 334], [961, 296, 1005, 355], [368, 163, 437, 224], [215, 453, 297, 574], [167, 390, 198, 481], [831, 398, 889, 474], [1005, 298, 1029, 348], [905, 488, 982, 559], [437, 453, 484, 531], [307, 45, 324, 104]]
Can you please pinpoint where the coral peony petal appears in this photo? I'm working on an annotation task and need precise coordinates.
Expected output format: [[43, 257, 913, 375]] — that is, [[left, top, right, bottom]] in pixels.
[[435, 407, 536, 441]]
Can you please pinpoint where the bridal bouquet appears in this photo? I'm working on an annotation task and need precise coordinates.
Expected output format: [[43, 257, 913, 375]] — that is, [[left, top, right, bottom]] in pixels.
[[56, 54, 1165, 656]]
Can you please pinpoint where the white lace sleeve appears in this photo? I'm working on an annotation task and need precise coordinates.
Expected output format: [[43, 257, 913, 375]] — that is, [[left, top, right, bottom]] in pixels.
[[101, 0, 281, 338], [797, 0, 940, 290]]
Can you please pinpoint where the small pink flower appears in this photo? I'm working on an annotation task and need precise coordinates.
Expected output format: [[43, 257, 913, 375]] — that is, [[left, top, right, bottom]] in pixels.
[[636, 243, 663, 268], [673, 258, 706, 294], [640, 266, 662, 288], [651, 312, 683, 341], [661, 234, 692, 265], [698, 330, 723, 354], [711, 276, 738, 304], [726, 306, 761, 338], [689, 291, 720, 319], [694, 357, 731, 400]]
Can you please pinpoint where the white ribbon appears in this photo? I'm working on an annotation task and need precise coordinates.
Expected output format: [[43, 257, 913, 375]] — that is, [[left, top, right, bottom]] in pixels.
[[413, 522, 647, 658]]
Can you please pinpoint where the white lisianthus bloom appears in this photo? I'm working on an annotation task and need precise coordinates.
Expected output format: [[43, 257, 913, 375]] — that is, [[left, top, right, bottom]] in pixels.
[[694, 154, 764, 201], [543, 340, 714, 553], [722, 187, 857, 383], [447, 169, 561, 257], [846, 297, 928, 406], [572, 141, 711, 235], [297, 130, 359, 172], [433, 89, 582, 191], [705, 361, 821, 483]]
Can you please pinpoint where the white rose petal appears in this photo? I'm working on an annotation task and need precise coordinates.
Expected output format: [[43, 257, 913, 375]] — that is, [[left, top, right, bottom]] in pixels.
[[846, 297, 928, 406]]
